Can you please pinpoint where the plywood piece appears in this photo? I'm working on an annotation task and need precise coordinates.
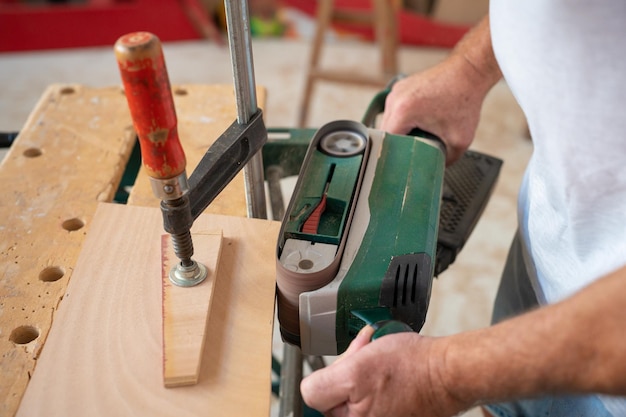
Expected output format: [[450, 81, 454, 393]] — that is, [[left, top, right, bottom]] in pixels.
[[162, 232, 222, 388], [16, 203, 280, 416]]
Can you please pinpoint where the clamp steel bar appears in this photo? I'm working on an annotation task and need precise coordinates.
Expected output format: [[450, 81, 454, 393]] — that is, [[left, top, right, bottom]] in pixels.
[[224, 0, 257, 122], [224, 0, 267, 219]]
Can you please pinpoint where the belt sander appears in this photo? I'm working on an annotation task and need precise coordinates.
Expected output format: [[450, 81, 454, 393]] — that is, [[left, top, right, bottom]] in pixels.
[[275, 94, 502, 356]]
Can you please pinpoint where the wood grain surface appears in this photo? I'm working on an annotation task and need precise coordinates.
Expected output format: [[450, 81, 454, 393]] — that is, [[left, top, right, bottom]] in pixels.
[[162, 232, 222, 387], [16, 203, 280, 416], [0, 84, 136, 416], [0, 83, 267, 416]]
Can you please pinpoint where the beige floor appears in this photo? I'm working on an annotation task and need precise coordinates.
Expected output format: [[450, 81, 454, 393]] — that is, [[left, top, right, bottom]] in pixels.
[[0, 23, 531, 417]]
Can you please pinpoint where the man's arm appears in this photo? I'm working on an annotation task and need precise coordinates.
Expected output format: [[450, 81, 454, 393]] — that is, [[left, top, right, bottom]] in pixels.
[[443, 263, 626, 407], [301, 265, 626, 416], [381, 15, 502, 164]]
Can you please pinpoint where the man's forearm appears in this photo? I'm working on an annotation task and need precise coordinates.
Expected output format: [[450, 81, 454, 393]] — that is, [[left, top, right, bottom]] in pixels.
[[439, 264, 626, 407], [449, 15, 502, 95]]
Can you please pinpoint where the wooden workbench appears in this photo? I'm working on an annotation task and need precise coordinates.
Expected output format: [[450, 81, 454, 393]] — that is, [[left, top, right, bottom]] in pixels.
[[0, 84, 275, 416]]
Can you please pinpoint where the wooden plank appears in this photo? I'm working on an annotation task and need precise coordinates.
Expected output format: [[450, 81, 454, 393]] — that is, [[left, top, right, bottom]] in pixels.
[[0, 84, 267, 416], [162, 232, 222, 388], [16, 203, 280, 416]]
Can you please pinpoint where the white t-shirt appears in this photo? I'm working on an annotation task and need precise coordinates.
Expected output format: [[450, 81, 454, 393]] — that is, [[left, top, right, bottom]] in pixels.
[[490, 0, 626, 304], [490, 1, 626, 414]]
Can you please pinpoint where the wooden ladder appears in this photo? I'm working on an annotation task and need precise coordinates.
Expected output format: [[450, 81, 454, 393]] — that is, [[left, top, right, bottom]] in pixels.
[[298, 0, 401, 127]]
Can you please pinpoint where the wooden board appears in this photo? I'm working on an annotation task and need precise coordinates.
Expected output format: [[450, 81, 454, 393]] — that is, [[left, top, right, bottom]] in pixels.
[[162, 232, 222, 387], [0, 84, 266, 416], [16, 203, 280, 416]]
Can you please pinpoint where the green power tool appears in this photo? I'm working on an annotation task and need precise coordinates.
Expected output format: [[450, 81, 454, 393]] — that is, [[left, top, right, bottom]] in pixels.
[[274, 90, 502, 356]]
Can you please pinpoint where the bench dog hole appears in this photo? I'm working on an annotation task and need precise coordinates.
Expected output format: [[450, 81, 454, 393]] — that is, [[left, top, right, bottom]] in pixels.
[[23, 148, 42, 158], [10, 325, 40, 345], [62, 218, 85, 232], [39, 266, 65, 282]]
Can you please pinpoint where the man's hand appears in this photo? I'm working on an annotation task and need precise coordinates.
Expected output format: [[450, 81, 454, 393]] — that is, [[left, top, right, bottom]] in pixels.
[[300, 265, 626, 416], [381, 16, 501, 165], [381, 61, 485, 165], [300, 328, 468, 417]]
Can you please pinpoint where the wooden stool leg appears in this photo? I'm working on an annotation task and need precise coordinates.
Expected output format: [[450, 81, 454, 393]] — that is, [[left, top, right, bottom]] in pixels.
[[373, 0, 399, 78], [298, 0, 334, 127]]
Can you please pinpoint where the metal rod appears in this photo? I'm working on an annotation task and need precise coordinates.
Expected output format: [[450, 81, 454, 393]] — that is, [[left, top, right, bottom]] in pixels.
[[224, 0, 258, 122], [243, 152, 268, 219], [278, 343, 303, 417], [305, 355, 327, 373], [224, 0, 267, 219], [266, 165, 285, 221]]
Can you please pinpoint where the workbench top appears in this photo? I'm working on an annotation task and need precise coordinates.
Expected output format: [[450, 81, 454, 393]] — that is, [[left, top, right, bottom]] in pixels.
[[0, 84, 269, 416]]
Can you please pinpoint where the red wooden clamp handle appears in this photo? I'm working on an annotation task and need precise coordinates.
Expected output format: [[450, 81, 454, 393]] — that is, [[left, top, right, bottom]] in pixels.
[[115, 32, 186, 180]]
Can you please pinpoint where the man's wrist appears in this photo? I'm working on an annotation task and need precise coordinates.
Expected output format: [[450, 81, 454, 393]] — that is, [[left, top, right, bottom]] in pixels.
[[425, 336, 481, 414]]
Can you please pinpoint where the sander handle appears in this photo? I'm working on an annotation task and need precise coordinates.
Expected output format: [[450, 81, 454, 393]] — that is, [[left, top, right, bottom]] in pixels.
[[361, 76, 446, 152]]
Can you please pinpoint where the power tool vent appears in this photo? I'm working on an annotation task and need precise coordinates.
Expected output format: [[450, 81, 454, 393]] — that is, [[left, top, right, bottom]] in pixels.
[[435, 150, 503, 275], [390, 261, 420, 306], [380, 253, 433, 332]]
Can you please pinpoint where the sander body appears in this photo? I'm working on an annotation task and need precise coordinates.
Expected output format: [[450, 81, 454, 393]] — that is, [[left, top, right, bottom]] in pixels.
[[276, 119, 446, 355]]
